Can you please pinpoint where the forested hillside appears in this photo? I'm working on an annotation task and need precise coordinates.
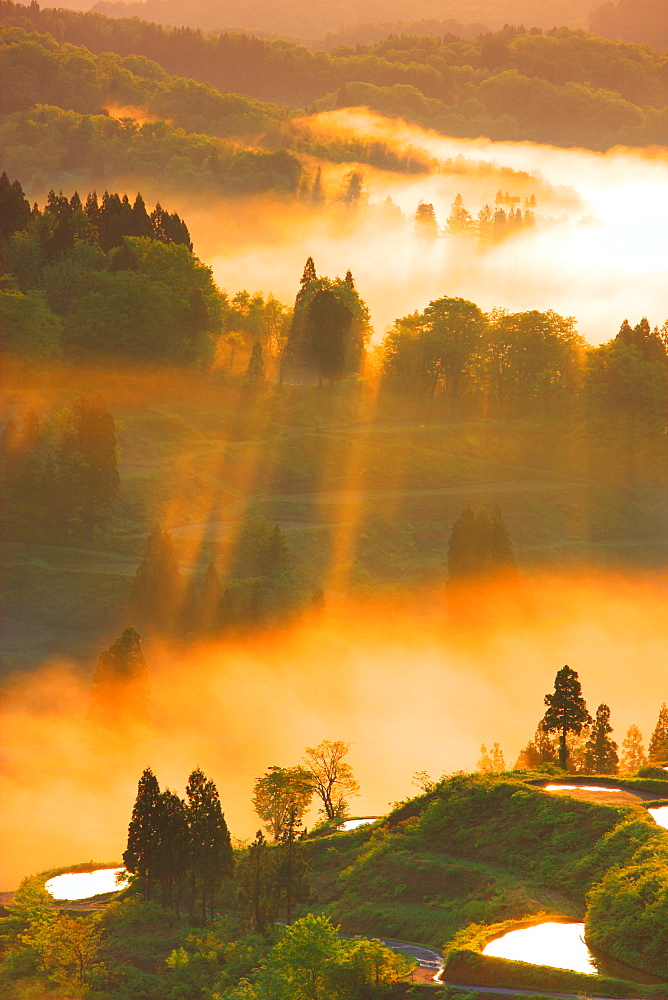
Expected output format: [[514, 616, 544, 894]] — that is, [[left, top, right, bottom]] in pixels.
[[87, 0, 599, 35], [4, 3, 668, 152]]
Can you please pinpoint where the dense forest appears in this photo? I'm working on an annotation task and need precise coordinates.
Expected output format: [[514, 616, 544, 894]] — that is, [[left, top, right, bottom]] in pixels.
[[87, 0, 599, 36], [4, 3, 668, 154]]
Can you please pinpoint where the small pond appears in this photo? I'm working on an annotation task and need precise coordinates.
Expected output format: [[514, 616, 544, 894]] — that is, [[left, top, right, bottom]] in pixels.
[[482, 921, 664, 985], [46, 867, 129, 900], [544, 784, 621, 793], [339, 818, 378, 831], [483, 921, 595, 974], [649, 806, 668, 830]]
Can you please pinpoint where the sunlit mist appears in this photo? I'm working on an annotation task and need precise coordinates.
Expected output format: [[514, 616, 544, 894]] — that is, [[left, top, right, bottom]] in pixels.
[[4, 571, 668, 888], [164, 109, 668, 344]]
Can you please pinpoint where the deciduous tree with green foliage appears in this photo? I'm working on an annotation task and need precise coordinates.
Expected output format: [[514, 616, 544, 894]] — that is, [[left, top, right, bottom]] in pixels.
[[252, 766, 314, 842]]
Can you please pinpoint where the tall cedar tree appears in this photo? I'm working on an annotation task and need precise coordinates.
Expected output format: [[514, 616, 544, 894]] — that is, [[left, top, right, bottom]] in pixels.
[[186, 768, 233, 923], [157, 789, 190, 912], [90, 627, 149, 726], [123, 767, 163, 900], [238, 830, 277, 934], [131, 526, 181, 631], [541, 665, 592, 770], [276, 804, 310, 924], [648, 703, 668, 762], [584, 704, 619, 774]]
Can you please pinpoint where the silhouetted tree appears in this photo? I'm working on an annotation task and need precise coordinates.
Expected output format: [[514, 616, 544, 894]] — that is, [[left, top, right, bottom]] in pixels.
[[303, 740, 360, 822], [584, 704, 618, 774], [90, 627, 149, 725], [123, 767, 163, 901], [186, 768, 233, 923], [237, 831, 277, 934], [131, 527, 181, 631], [246, 340, 265, 381], [541, 665, 592, 770], [448, 505, 516, 582], [252, 766, 314, 842]]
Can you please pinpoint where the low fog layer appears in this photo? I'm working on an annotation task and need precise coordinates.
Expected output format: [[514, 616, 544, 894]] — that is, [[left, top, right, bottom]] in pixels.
[[188, 110, 668, 343], [2, 571, 668, 888]]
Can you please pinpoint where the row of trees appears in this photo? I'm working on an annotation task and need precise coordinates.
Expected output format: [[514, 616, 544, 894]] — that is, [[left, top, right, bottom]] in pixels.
[[0, 172, 192, 254], [123, 766, 233, 922], [514, 664, 668, 773], [124, 741, 360, 929], [381, 297, 668, 427], [416, 193, 536, 243]]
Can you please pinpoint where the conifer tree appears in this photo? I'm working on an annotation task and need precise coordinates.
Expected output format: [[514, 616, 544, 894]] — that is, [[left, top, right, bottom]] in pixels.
[[238, 830, 277, 934], [246, 340, 265, 381], [491, 743, 505, 771], [541, 666, 592, 770], [648, 704, 668, 762], [311, 167, 325, 206], [186, 768, 233, 923], [415, 202, 438, 238], [477, 744, 493, 772], [0, 172, 31, 238], [584, 704, 618, 774], [620, 725, 646, 772], [157, 789, 190, 913], [90, 627, 149, 725], [123, 767, 163, 900], [276, 804, 310, 924], [131, 526, 181, 631]]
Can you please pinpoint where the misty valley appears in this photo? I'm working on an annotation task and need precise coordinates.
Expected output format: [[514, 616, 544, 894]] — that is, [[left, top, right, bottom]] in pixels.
[[5, 0, 668, 997]]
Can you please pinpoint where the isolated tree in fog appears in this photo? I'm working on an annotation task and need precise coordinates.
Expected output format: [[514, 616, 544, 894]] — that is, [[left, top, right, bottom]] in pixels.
[[477, 744, 493, 772], [253, 765, 314, 841], [303, 740, 360, 821], [648, 704, 668, 762], [491, 743, 505, 771], [447, 505, 516, 582], [131, 526, 181, 630], [584, 704, 618, 774], [246, 340, 265, 381], [90, 626, 149, 725], [621, 725, 646, 772], [541, 665, 592, 771]]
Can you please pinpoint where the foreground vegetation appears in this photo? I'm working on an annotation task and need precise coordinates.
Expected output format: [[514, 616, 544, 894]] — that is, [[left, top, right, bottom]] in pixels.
[[4, 772, 668, 998]]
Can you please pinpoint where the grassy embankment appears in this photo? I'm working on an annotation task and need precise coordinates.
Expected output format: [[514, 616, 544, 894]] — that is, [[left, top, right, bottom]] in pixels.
[[299, 773, 668, 995]]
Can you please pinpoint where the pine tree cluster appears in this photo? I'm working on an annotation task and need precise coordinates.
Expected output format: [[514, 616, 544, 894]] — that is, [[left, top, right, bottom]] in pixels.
[[123, 766, 233, 923]]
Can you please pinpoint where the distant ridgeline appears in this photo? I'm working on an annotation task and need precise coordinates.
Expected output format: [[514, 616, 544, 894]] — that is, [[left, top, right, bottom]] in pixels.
[[3, 2, 668, 152], [0, 172, 224, 363]]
